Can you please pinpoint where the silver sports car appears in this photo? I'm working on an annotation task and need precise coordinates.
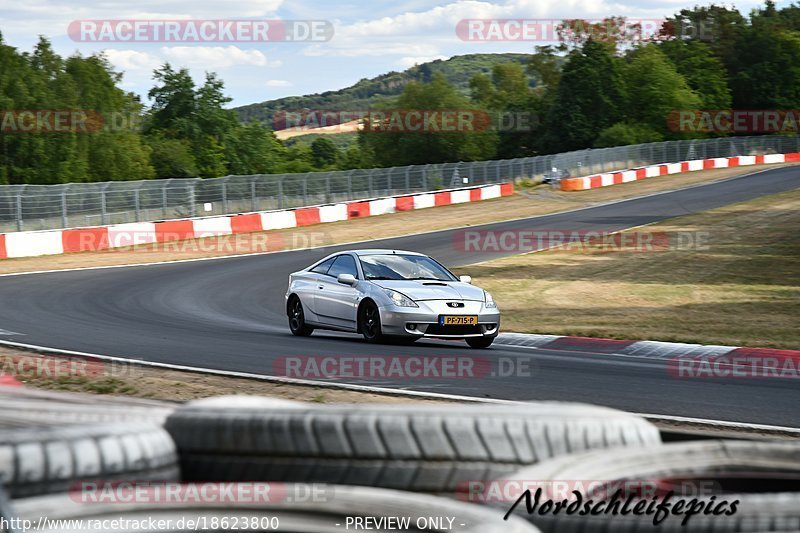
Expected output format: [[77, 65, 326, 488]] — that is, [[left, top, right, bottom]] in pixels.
[[285, 249, 500, 348]]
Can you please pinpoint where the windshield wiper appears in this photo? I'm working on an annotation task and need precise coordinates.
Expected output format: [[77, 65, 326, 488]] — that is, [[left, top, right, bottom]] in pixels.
[[366, 276, 399, 280], [409, 277, 449, 281]]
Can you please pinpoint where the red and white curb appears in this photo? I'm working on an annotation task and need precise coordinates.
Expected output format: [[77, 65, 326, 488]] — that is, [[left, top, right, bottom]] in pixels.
[[0, 183, 514, 260], [560, 152, 800, 191], [496, 332, 800, 361]]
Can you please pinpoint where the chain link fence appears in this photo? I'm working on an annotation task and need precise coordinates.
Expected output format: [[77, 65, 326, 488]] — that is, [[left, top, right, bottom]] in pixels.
[[1, 135, 797, 232]]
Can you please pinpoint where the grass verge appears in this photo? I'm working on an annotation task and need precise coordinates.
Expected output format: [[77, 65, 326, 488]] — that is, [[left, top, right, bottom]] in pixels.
[[466, 189, 800, 349], [0, 346, 450, 403]]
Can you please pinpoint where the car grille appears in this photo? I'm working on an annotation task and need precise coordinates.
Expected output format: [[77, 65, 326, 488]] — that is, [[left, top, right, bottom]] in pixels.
[[424, 324, 484, 336]]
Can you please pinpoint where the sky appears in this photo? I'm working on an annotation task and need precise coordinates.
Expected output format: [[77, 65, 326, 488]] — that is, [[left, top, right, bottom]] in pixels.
[[0, 0, 775, 108]]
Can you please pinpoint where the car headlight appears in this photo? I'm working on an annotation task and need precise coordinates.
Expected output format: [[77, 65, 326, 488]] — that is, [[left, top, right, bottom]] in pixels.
[[484, 291, 497, 309], [384, 289, 418, 308]]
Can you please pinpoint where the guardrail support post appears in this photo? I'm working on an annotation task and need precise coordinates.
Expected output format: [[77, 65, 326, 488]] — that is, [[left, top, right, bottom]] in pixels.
[[100, 184, 109, 225], [61, 187, 68, 228], [134, 187, 141, 222], [15, 190, 23, 231]]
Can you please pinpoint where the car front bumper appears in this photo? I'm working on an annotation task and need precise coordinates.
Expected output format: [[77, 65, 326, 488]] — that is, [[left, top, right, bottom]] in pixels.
[[378, 299, 500, 338]]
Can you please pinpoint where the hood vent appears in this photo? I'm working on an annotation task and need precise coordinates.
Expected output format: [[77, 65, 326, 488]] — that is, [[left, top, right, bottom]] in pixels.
[[421, 282, 448, 286]]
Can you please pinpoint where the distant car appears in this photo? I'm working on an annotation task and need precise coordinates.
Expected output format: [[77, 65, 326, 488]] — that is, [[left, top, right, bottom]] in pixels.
[[285, 249, 500, 348]]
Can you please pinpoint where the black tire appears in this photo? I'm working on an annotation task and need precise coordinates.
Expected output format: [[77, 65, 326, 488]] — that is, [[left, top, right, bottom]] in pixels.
[[358, 300, 384, 343], [466, 336, 495, 349], [0, 422, 179, 498], [500, 440, 800, 532], [12, 484, 542, 533], [0, 368, 175, 425], [164, 400, 661, 492], [287, 296, 313, 336]]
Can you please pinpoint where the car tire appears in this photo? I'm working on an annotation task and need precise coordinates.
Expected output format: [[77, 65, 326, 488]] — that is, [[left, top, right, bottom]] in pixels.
[[287, 296, 313, 336], [466, 336, 495, 349], [164, 400, 661, 492], [500, 440, 800, 532], [0, 422, 179, 498], [359, 300, 384, 343], [12, 484, 543, 533]]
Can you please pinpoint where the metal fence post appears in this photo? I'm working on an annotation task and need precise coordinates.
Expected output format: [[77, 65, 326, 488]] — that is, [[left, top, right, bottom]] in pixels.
[[162, 179, 171, 219], [61, 186, 69, 228], [134, 186, 141, 222], [278, 177, 284, 209], [15, 189, 23, 231], [188, 180, 197, 218], [250, 179, 257, 212], [100, 183, 109, 225], [222, 180, 228, 214]]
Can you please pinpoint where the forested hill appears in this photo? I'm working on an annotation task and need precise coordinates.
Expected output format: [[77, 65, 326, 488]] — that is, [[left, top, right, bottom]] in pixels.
[[234, 53, 534, 128]]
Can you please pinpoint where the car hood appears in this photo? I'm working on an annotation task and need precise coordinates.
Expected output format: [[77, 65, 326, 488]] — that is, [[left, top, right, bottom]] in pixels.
[[371, 280, 485, 301]]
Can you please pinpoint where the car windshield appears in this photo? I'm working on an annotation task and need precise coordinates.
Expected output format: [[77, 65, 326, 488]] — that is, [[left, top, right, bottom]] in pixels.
[[359, 254, 458, 282]]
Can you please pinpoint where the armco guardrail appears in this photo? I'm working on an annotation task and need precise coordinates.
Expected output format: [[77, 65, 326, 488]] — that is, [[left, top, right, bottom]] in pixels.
[[560, 152, 800, 191], [0, 183, 513, 260], [1, 135, 799, 232]]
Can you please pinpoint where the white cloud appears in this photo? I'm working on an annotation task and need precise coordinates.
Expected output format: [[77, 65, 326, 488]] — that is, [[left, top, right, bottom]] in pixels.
[[103, 49, 161, 71], [160, 46, 268, 68], [265, 79, 293, 87]]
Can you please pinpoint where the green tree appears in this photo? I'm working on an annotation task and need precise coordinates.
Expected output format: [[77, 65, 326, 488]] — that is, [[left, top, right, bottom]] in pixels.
[[728, 27, 800, 108], [543, 39, 625, 152], [622, 45, 701, 137], [658, 40, 731, 109], [310, 137, 340, 168], [147, 136, 198, 178], [360, 73, 497, 166], [594, 122, 663, 147]]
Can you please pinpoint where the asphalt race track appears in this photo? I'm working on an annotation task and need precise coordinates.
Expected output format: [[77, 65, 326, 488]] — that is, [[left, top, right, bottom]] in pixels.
[[0, 167, 798, 426]]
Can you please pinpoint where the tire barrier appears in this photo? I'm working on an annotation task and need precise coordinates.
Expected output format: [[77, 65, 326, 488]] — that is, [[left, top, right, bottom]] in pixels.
[[0, 422, 179, 498], [499, 440, 800, 532], [164, 399, 661, 492]]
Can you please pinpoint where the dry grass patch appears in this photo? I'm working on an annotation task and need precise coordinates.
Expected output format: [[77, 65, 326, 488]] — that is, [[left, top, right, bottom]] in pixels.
[[464, 189, 800, 349], [0, 346, 450, 403]]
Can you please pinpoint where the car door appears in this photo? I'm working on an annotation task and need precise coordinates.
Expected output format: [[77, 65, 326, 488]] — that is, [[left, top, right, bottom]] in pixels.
[[314, 254, 360, 329], [300, 256, 337, 317]]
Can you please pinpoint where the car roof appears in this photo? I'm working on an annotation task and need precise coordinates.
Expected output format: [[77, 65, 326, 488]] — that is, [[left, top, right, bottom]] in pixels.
[[348, 249, 426, 257]]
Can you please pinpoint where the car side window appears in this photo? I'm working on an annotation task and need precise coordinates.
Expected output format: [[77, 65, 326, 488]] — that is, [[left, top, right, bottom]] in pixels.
[[327, 254, 359, 279], [310, 257, 336, 274]]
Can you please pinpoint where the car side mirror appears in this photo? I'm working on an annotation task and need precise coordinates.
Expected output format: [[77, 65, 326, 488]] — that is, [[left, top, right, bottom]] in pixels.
[[337, 273, 357, 286], [459, 275, 472, 284]]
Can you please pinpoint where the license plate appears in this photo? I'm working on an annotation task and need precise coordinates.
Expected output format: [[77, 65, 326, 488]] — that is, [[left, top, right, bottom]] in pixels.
[[440, 315, 478, 326]]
